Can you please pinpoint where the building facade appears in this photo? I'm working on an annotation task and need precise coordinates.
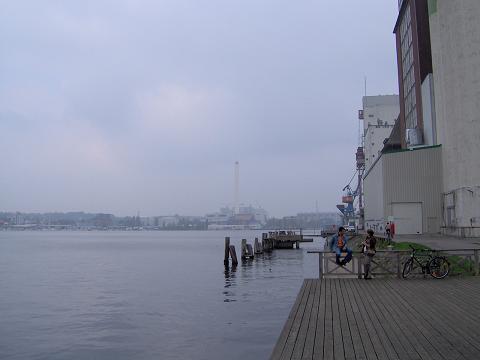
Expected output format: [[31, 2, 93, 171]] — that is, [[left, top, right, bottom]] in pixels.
[[394, 0, 435, 148], [428, 0, 480, 237], [361, 95, 399, 172], [378, 0, 480, 237], [364, 146, 443, 234]]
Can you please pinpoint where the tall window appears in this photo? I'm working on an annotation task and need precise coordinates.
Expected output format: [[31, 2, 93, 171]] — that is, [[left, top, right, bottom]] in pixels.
[[400, 4, 417, 129]]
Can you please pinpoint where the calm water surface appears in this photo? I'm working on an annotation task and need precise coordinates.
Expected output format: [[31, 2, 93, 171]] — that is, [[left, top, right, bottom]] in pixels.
[[0, 231, 324, 360]]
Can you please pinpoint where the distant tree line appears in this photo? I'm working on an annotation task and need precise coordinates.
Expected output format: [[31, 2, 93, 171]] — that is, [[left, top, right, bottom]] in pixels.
[[264, 212, 342, 230], [0, 212, 207, 230], [0, 211, 341, 231]]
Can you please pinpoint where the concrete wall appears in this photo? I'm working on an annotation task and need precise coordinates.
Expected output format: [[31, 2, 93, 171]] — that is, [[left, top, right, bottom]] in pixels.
[[362, 95, 399, 172], [429, 0, 480, 236], [421, 73, 437, 145], [363, 157, 385, 232], [383, 146, 443, 234], [364, 125, 394, 171]]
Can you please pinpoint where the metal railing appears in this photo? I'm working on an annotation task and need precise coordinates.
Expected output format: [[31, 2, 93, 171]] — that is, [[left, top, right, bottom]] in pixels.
[[308, 249, 480, 279]]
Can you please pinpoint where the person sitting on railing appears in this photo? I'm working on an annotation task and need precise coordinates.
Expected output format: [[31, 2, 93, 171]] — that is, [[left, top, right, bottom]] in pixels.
[[329, 226, 352, 266], [362, 229, 377, 280]]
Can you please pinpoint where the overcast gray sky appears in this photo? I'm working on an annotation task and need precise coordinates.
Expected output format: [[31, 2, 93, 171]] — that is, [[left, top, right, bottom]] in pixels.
[[0, 1, 399, 217]]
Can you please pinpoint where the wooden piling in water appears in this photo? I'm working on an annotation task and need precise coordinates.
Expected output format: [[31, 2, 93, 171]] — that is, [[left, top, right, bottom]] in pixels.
[[254, 237, 263, 254], [241, 239, 247, 259], [241, 239, 254, 260], [229, 245, 238, 266], [224, 237, 230, 266], [246, 244, 254, 259]]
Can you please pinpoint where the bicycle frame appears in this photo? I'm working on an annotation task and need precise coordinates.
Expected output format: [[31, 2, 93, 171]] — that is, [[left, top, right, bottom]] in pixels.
[[408, 248, 433, 273]]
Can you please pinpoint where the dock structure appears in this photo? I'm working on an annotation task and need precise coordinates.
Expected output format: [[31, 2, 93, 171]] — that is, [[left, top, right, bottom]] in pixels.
[[263, 231, 313, 250], [271, 277, 480, 360]]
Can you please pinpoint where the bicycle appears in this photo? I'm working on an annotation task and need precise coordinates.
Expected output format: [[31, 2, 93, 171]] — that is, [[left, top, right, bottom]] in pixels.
[[402, 245, 450, 279]]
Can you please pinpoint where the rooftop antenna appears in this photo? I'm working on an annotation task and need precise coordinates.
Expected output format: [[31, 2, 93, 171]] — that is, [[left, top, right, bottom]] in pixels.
[[359, 76, 367, 148]]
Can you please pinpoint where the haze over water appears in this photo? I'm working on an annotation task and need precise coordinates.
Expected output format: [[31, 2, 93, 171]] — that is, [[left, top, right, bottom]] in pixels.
[[0, 230, 323, 360]]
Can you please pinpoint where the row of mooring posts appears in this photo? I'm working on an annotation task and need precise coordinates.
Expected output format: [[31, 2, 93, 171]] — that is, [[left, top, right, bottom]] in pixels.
[[224, 236, 266, 266]]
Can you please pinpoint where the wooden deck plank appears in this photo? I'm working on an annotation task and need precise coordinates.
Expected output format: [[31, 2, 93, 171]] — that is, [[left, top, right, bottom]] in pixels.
[[418, 278, 480, 314], [322, 279, 335, 360], [312, 278, 326, 359], [335, 279, 356, 360], [348, 280, 401, 360], [382, 280, 466, 360], [387, 279, 479, 359], [338, 279, 368, 360], [291, 280, 316, 360], [270, 280, 309, 360], [385, 278, 466, 360], [368, 280, 441, 360], [358, 279, 430, 360], [341, 278, 378, 360], [331, 279, 346, 360], [271, 278, 480, 360], [390, 280, 477, 344], [355, 280, 416, 360], [279, 280, 313, 360], [301, 275, 321, 359], [440, 282, 480, 309], [345, 279, 395, 360], [403, 280, 480, 344]]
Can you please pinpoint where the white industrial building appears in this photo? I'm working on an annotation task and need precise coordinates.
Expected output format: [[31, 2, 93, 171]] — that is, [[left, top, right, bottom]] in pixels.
[[361, 95, 399, 172], [364, 145, 442, 234], [428, 1, 480, 237], [362, 0, 480, 236]]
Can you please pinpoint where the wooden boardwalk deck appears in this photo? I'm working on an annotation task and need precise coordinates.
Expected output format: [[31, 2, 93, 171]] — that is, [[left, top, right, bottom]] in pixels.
[[271, 278, 480, 360]]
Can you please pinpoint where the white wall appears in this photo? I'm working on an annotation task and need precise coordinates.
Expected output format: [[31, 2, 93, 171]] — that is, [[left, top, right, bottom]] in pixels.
[[429, 0, 480, 236], [364, 125, 394, 171], [362, 95, 399, 172], [383, 146, 443, 234], [421, 74, 437, 146], [363, 156, 385, 233]]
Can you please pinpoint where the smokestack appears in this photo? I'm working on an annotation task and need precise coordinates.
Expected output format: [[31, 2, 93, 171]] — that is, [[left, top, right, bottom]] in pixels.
[[234, 161, 239, 214]]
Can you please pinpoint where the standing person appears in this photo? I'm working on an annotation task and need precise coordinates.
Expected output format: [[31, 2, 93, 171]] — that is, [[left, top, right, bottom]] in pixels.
[[385, 222, 391, 243], [362, 229, 377, 279], [329, 226, 353, 266]]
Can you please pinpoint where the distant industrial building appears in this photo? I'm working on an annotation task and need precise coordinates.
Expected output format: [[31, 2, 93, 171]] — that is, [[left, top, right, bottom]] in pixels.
[[206, 205, 268, 230]]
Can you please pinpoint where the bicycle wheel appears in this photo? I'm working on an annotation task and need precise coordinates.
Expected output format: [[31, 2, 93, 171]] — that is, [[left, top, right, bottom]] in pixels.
[[402, 259, 413, 278], [429, 257, 449, 279]]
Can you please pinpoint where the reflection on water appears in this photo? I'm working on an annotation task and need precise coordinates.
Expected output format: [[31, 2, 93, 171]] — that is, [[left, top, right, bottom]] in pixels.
[[222, 249, 300, 304], [0, 230, 324, 360], [223, 265, 237, 302]]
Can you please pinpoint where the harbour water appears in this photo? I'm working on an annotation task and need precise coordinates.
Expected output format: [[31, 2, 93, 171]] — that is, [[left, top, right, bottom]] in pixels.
[[0, 231, 324, 360]]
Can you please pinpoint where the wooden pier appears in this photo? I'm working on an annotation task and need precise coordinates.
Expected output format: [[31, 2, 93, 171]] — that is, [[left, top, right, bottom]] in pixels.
[[263, 231, 313, 250], [271, 277, 480, 360]]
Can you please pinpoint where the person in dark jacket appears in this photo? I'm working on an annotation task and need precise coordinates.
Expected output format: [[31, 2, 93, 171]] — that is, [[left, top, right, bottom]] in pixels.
[[362, 229, 377, 279]]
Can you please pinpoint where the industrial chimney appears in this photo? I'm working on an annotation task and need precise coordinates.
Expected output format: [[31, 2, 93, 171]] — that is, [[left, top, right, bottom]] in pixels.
[[234, 161, 239, 214]]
